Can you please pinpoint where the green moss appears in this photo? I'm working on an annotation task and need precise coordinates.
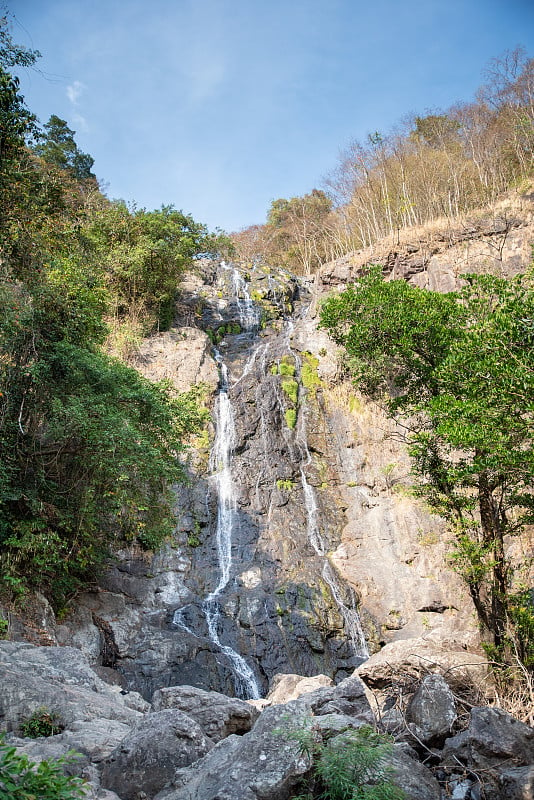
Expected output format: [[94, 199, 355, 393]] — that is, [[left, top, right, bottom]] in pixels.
[[276, 479, 294, 491], [284, 408, 297, 429], [301, 351, 323, 396], [281, 378, 298, 404]]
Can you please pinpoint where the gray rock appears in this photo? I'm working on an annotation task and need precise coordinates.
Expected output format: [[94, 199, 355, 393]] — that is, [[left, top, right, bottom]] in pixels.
[[357, 638, 489, 689], [388, 746, 442, 800], [406, 673, 457, 745], [265, 673, 333, 705], [298, 674, 375, 723], [442, 707, 534, 769], [0, 642, 143, 732], [154, 701, 313, 800], [101, 709, 213, 800], [152, 685, 259, 742], [498, 765, 534, 799]]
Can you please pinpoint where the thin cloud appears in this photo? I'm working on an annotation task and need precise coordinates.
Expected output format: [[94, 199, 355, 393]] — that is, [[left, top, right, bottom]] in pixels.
[[66, 80, 85, 105]]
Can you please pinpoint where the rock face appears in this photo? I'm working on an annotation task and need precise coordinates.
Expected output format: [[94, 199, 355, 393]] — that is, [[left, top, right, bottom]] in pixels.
[[151, 686, 259, 741], [7, 247, 498, 700], [100, 709, 212, 800]]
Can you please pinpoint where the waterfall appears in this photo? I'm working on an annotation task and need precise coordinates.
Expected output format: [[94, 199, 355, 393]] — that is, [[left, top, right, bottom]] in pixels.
[[221, 261, 260, 331], [174, 348, 261, 700], [284, 321, 368, 660]]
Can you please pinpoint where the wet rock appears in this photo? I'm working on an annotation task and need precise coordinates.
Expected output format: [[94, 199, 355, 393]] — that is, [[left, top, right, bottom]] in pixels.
[[152, 685, 259, 741], [101, 709, 213, 800], [405, 673, 457, 746]]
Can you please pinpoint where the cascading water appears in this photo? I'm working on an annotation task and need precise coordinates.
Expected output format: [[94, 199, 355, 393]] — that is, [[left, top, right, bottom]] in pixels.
[[174, 260, 367, 696], [174, 265, 262, 699], [286, 322, 369, 660], [203, 351, 260, 698]]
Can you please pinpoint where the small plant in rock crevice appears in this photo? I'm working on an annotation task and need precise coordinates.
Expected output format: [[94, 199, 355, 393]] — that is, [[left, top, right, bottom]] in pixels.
[[19, 707, 65, 738]]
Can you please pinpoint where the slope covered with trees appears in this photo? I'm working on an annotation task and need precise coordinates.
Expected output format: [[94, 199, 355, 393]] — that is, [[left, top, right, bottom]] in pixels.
[[233, 48, 533, 273], [0, 17, 226, 609]]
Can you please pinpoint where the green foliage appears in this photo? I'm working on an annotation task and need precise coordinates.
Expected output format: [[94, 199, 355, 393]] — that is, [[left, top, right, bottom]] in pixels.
[[0, 735, 86, 799], [320, 267, 534, 660], [282, 378, 299, 404], [285, 408, 297, 429], [33, 115, 95, 180], [0, 618, 7, 639], [20, 708, 64, 738], [0, 22, 219, 610], [301, 352, 322, 396], [284, 722, 405, 800], [86, 201, 219, 331], [279, 359, 296, 377], [276, 479, 294, 491]]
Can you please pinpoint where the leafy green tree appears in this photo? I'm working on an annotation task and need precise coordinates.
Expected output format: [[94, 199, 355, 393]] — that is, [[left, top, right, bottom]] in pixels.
[[320, 267, 534, 662], [34, 115, 95, 180], [86, 201, 226, 329]]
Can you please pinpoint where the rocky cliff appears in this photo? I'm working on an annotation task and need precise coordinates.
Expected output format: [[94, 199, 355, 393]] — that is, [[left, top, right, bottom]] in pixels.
[[2, 190, 534, 800]]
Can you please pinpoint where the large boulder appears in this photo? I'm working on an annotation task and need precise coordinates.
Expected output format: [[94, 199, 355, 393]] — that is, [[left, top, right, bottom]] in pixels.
[[357, 638, 489, 690], [265, 673, 333, 705], [442, 707, 534, 770], [387, 746, 442, 800], [405, 673, 457, 746], [0, 642, 144, 732], [152, 685, 259, 742], [101, 709, 213, 800], [298, 674, 375, 723], [154, 701, 313, 800]]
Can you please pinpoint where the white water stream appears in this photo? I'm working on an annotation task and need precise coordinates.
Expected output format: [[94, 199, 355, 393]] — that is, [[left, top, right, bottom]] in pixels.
[[174, 267, 262, 699], [175, 264, 367, 697]]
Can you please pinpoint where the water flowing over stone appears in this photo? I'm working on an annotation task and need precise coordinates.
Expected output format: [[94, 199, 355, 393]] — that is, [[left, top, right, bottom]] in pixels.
[[174, 349, 260, 699]]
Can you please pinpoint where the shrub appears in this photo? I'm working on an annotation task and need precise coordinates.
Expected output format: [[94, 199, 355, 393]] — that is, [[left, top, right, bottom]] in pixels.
[[282, 378, 298, 404], [285, 409, 297, 429], [285, 722, 405, 800], [20, 707, 64, 738], [0, 735, 86, 799]]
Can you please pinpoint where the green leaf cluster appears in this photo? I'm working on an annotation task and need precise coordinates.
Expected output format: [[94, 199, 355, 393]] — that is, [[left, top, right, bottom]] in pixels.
[[0, 735, 86, 800], [320, 266, 534, 661], [0, 19, 213, 609], [20, 708, 64, 738], [285, 721, 405, 800]]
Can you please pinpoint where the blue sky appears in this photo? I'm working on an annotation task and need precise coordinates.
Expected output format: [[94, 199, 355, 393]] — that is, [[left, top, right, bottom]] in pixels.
[[10, 0, 534, 233]]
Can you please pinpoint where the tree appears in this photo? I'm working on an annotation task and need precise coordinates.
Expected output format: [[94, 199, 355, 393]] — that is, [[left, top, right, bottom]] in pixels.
[[33, 114, 95, 180], [320, 267, 534, 663]]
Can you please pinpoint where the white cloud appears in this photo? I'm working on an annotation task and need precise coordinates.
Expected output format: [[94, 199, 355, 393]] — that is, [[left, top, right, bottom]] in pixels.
[[66, 80, 86, 105]]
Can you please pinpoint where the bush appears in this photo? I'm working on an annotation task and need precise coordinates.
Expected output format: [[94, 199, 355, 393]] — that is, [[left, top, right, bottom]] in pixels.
[[286, 723, 405, 800], [20, 707, 64, 738], [0, 735, 86, 799]]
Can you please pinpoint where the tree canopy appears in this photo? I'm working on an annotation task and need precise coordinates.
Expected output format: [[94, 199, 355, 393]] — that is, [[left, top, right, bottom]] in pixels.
[[320, 267, 534, 664], [0, 17, 220, 609]]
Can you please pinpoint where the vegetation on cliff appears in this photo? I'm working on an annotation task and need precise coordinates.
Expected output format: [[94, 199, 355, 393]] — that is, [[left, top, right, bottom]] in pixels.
[[233, 48, 533, 273], [0, 18, 220, 609], [320, 266, 534, 668]]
